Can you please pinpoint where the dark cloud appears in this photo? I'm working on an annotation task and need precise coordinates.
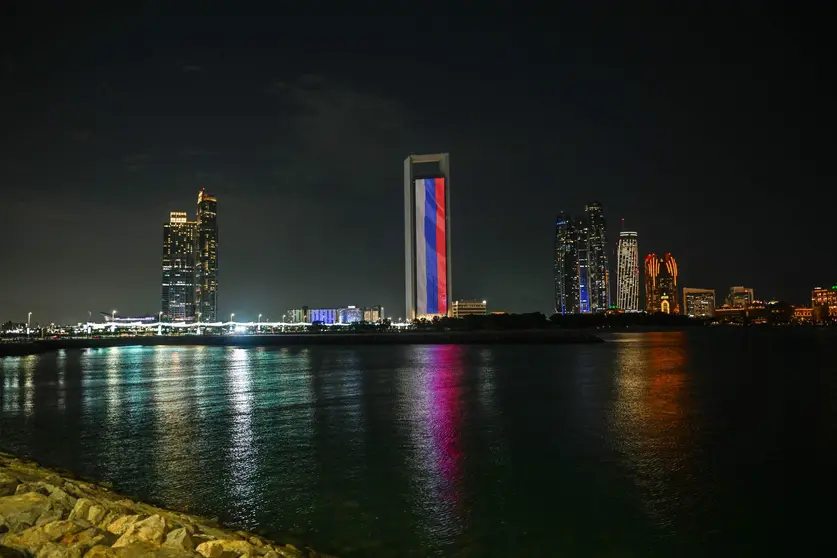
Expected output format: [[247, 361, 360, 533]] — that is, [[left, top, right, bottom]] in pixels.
[[269, 75, 415, 197]]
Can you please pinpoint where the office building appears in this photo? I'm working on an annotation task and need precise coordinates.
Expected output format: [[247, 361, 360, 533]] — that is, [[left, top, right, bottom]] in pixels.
[[363, 306, 384, 323], [616, 231, 640, 311], [451, 299, 487, 318], [726, 286, 755, 308], [195, 189, 219, 322], [812, 286, 837, 316], [683, 288, 715, 317], [553, 203, 611, 314], [645, 253, 679, 314], [553, 212, 580, 314], [584, 202, 610, 311], [404, 153, 451, 321], [161, 212, 197, 321]]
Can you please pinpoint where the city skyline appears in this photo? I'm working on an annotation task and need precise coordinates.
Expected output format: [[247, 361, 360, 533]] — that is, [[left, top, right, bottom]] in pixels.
[[1, 10, 832, 324]]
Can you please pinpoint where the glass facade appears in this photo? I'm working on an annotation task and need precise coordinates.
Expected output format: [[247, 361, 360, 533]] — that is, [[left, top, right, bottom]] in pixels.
[[553, 202, 610, 314], [195, 189, 218, 322], [161, 213, 196, 321], [616, 231, 640, 311]]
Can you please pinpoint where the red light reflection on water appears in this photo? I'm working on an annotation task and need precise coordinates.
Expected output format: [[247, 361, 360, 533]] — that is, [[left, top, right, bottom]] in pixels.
[[426, 344, 465, 511]]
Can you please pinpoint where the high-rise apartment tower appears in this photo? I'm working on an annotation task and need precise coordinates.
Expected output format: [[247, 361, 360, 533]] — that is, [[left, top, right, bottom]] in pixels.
[[616, 231, 640, 311], [195, 189, 219, 322]]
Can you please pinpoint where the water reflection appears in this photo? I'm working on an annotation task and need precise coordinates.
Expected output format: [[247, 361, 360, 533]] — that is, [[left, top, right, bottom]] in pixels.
[[399, 345, 466, 548], [226, 348, 258, 521], [611, 332, 694, 532]]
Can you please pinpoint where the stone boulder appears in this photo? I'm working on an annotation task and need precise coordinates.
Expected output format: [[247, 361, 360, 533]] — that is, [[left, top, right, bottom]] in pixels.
[[67, 500, 96, 523], [1, 519, 90, 552], [107, 516, 143, 537], [113, 515, 168, 548], [35, 542, 83, 558], [0, 476, 21, 498], [0, 492, 51, 532], [162, 529, 194, 552]]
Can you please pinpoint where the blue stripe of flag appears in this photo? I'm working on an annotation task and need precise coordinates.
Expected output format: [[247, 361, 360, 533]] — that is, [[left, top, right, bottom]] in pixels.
[[424, 178, 438, 314]]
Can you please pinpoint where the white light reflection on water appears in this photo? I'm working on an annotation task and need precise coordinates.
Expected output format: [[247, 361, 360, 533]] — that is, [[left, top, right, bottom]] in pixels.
[[151, 347, 199, 507], [1, 356, 22, 413], [398, 345, 466, 549], [226, 348, 258, 522], [56, 350, 66, 413], [22, 355, 37, 417], [105, 347, 123, 425], [610, 332, 694, 532]]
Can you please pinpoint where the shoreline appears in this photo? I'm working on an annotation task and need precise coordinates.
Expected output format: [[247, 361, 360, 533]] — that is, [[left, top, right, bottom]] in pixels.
[[0, 330, 604, 357], [1, 451, 330, 558]]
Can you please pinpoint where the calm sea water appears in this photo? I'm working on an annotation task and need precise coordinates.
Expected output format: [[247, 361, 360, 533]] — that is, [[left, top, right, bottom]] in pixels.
[[1, 331, 835, 556]]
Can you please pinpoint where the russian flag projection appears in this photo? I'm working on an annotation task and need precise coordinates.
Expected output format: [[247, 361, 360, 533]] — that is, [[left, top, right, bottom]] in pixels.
[[415, 177, 448, 316]]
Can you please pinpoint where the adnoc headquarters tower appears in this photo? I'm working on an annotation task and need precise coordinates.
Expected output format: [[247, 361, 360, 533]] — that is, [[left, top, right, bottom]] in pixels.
[[404, 153, 452, 321]]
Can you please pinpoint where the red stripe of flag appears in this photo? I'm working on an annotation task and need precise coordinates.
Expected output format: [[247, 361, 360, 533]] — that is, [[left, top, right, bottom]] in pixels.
[[435, 178, 447, 315]]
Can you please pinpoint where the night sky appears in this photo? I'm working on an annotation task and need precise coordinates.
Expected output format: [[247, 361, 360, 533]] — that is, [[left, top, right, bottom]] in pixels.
[[1, 4, 833, 324]]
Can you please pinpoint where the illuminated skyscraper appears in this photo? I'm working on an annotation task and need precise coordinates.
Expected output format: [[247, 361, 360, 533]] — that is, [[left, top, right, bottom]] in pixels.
[[584, 202, 610, 312], [161, 212, 196, 320], [404, 154, 451, 321], [645, 253, 679, 314], [195, 189, 218, 322], [616, 231, 639, 311], [554, 213, 579, 314], [553, 203, 610, 314]]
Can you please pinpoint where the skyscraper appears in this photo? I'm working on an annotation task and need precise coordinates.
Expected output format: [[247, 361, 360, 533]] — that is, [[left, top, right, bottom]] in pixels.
[[645, 253, 679, 314], [584, 202, 610, 312], [553, 203, 610, 314], [195, 189, 218, 322], [553, 213, 579, 314], [404, 154, 451, 321], [161, 212, 196, 320], [616, 231, 640, 311]]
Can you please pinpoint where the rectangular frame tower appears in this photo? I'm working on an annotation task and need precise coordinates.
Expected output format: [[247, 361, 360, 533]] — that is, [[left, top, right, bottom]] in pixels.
[[404, 153, 452, 322]]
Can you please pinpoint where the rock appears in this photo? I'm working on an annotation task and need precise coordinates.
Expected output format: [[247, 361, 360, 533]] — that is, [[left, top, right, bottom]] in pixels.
[[68, 500, 95, 522], [162, 529, 194, 552], [1, 520, 88, 552], [83, 545, 118, 558], [14, 484, 45, 496], [0, 475, 20, 498], [247, 538, 261, 548], [261, 553, 278, 558], [86, 507, 106, 526], [271, 546, 303, 558], [195, 542, 223, 558], [0, 492, 51, 532], [60, 527, 117, 550], [113, 515, 168, 548], [47, 489, 78, 515], [36, 542, 83, 558], [36, 511, 64, 527], [107, 516, 143, 536], [0, 545, 26, 558]]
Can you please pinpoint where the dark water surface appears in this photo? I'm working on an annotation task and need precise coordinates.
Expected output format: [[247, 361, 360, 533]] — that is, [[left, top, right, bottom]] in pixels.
[[2, 331, 835, 556]]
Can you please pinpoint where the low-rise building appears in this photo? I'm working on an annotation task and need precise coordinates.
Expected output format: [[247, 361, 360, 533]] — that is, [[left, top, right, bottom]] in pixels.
[[683, 288, 715, 318], [451, 299, 487, 318]]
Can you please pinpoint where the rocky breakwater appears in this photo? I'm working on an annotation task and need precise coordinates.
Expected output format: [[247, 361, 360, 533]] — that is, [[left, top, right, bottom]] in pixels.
[[1, 454, 332, 558]]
